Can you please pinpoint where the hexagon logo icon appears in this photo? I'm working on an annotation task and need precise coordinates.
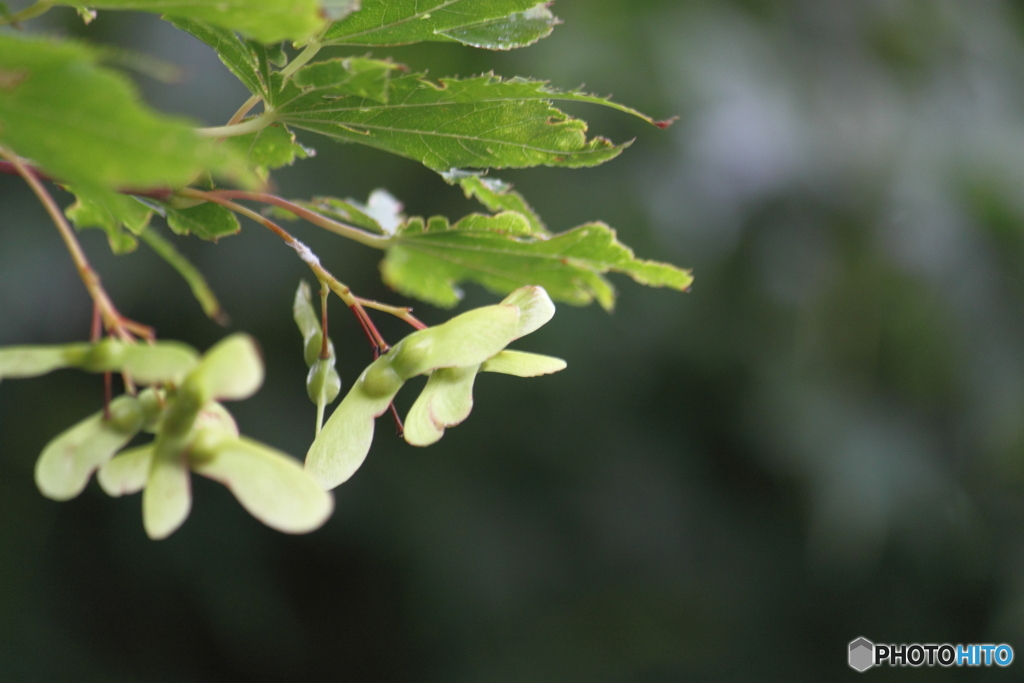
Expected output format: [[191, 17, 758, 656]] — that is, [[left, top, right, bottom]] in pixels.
[[849, 637, 874, 672]]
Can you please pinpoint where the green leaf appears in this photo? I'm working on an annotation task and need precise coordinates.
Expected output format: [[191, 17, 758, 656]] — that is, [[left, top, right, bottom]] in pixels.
[[35, 395, 145, 501], [276, 73, 665, 172], [290, 57, 398, 104], [459, 175, 547, 235], [65, 185, 153, 255], [166, 203, 241, 241], [297, 189, 404, 235], [404, 364, 478, 446], [166, 16, 267, 100], [191, 433, 334, 534], [98, 444, 154, 497], [382, 216, 693, 310], [138, 227, 226, 323], [481, 349, 566, 376], [75, 7, 98, 23], [323, 0, 359, 21], [246, 39, 290, 105], [323, 0, 559, 50], [0, 34, 237, 191], [225, 124, 311, 181], [63, 1, 327, 44], [142, 448, 192, 540]]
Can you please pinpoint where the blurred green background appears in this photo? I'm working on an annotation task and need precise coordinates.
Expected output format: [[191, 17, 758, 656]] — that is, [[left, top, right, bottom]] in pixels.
[[4, 0, 1024, 680]]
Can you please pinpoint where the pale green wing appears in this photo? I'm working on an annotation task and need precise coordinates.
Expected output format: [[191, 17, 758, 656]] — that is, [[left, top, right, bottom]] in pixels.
[[142, 450, 192, 540], [0, 343, 91, 381], [192, 435, 333, 534], [189, 333, 264, 401], [194, 401, 240, 437], [0, 340, 199, 385], [293, 280, 322, 365], [501, 285, 555, 339], [98, 444, 154, 497], [480, 350, 566, 377], [34, 395, 145, 501], [404, 365, 479, 447], [387, 303, 520, 379], [122, 342, 199, 385], [305, 381, 397, 490]]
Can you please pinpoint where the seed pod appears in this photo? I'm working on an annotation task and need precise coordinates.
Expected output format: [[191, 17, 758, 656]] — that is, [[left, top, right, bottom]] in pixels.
[[360, 358, 403, 398], [307, 358, 342, 404], [79, 337, 127, 373], [387, 334, 433, 380], [294, 280, 334, 366], [304, 332, 324, 367]]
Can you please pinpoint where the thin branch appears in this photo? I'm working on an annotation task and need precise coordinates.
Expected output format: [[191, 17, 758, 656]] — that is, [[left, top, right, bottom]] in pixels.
[[355, 297, 427, 330], [200, 190, 391, 250], [0, 147, 152, 342], [90, 303, 102, 343]]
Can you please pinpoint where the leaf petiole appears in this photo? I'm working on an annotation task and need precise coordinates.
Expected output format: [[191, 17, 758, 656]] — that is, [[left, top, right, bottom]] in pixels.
[[278, 39, 323, 83], [225, 94, 262, 126], [196, 111, 276, 139]]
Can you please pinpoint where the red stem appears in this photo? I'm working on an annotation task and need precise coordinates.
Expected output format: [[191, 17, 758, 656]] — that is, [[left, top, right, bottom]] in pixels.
[[0, 161, 174, 200]]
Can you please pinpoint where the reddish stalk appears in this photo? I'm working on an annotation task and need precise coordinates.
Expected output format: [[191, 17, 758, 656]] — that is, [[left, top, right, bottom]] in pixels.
[[388, 403, 405, 437], [183, 189, 392, 354], [0, 148, 154, 342], [319, 280, 331, 360]]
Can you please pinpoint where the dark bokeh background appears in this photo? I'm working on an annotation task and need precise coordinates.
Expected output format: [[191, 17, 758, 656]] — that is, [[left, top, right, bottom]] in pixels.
[[4, 0, 1024, 680]]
